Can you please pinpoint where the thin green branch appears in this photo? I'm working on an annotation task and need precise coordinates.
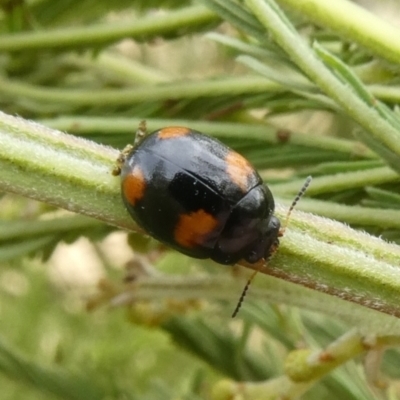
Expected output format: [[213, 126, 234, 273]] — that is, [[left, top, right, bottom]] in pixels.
[[282, 198, 400, 231], [2, 73, 399, 108], [0, 5, 219, 51], [272, 166, 399, 195], [276, 0, 400, 65], [61, 53, 171, 84], [213, 329, 400, 399], [0, 75, 281, 106], [368, 85, 400, 103], [244, 0, 400, 159], [365, 187, 400, 206], [109, 272, 400, 336], [40, 116, 376, 158]]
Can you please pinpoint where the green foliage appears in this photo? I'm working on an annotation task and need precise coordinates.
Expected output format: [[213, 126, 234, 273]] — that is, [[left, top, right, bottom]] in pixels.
[[1, 0, 400, 399]]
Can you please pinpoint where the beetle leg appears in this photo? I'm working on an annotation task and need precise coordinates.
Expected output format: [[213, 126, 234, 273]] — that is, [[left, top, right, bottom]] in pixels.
[[112, 121, 149, 176], [112, 144, 134, 176], [134, 120, 148, 147]]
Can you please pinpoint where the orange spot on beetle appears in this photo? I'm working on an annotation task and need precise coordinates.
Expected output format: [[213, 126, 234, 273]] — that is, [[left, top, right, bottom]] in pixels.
[[158, 126, 191, 139], [225, 151, 254, 192], [122, 166, 146, 205], [175, 209, 218, 248]]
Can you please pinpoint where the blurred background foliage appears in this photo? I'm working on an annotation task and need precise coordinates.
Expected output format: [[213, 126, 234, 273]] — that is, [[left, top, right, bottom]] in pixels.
[[2, 0, 400, 399]]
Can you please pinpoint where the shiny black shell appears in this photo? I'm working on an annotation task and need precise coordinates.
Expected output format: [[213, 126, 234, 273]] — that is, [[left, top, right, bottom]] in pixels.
[[120, 126, 280, 265]]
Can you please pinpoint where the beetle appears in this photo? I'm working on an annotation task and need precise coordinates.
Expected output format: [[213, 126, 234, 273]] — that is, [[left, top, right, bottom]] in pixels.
[[115, 123, 282, 265]]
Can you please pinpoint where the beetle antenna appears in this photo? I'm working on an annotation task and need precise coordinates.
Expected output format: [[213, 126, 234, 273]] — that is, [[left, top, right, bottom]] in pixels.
[[280, 175, 312, 237], [231, 175, 312, 318], [231, 265, 262, 318]]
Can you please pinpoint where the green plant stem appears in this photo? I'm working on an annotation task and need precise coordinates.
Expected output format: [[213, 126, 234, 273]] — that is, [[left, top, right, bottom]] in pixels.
[[0, 75, 281, 106], [260, 207, 400, 318], [40, 116, 375, 158], [2, 73, 399, 107], [276, 0, 400, 65], [368, 85, 400, 103], [2, 111, 400, 319], [0, 112, 131, 229], [212, 330, 400, 399], [365, 187, 400, 205], [272, 166, 399, 195], [0, 5, 219, 51], [113, 273, 400, 336], [61, 53, 171, 84], [245, 0, 400, 157], [281, 198, 400, 230]]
